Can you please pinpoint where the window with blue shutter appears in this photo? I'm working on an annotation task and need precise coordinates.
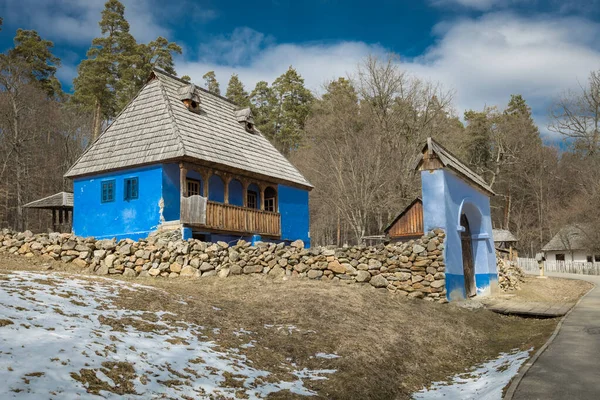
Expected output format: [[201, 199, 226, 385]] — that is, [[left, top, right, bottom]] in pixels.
[[101, 180, 115, 203], [124, 177, 139, 201]]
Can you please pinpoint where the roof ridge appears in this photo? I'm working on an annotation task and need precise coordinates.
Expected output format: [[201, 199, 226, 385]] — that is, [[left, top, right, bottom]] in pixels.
[[23, 191, 73, 208], [156, 76, 187, 157], [152, 68, 240, 107]]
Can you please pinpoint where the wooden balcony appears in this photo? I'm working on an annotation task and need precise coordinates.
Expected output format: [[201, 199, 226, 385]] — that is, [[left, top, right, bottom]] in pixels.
[[181, 196, 281, 237]]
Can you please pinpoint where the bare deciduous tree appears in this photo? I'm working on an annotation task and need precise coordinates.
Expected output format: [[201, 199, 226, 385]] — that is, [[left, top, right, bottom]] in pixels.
[[550, 71, 600, 155]]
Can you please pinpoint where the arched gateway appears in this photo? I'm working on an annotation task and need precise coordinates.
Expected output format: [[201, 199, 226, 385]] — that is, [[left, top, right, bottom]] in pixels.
[[413, 138, 498, 301]]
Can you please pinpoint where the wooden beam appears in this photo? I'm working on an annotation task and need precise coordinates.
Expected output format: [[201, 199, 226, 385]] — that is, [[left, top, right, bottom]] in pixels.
[[223, 174, 232, 204], [241, 179, 249, 207], [202, 171, 211, 200], [259, 185, 266, 211], [179, 162, 188, 198]]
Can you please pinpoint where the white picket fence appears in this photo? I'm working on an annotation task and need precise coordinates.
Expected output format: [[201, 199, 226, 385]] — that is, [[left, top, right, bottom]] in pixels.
[[518, 257, 600, 276]]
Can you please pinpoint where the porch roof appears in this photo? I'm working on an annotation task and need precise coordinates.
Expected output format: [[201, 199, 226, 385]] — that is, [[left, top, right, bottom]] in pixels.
[[23, 192, 73, 210]]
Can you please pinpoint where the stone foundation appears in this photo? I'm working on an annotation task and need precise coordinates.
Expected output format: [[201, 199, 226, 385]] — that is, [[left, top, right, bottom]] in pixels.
[[0, 228, 447, 303]]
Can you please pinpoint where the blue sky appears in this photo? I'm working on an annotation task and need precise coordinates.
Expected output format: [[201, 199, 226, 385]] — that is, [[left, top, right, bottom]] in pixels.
[[2, 0, 600, 140]]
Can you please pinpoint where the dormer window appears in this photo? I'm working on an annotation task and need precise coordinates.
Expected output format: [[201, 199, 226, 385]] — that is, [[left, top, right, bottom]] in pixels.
[[178, 84, 201, 113], [235, 108, 255, 134]]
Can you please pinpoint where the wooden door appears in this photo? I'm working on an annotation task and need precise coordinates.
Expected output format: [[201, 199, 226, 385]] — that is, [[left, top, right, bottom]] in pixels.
[[460, 214, 477, 297]]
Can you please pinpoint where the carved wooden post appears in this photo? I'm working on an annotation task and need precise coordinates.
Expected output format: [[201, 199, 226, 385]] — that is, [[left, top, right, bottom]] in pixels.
[[179, 163, 187, 198], [202, 170, 211, 200], [259, 185, 266, 211], [52, 209, 56, 231], [223, 174, 232, 204], [242, 179, 249, 208]]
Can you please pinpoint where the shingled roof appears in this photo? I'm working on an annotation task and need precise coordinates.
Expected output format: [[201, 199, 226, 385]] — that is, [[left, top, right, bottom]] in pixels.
[[65, 69, 312, 189], [492, 229, 518, 243], [23, 192, 73, 209], [542, 225, 591, 252], [414, 137, 494, 196]]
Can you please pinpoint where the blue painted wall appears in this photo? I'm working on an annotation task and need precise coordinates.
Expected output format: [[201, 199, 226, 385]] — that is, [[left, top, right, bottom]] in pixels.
[[74, 160, 311, 246], [278, 184, 311, 247], [208, 175, 224, 202], [162, 163, 180, 222], [73, 165, 164, 240], [229, 179, 244, 206], [421, 169, 497, 301]]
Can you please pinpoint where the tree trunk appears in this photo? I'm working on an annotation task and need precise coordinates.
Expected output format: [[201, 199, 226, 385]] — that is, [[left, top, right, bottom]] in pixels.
[[503, 188, 511, 230], [12, 96, 24, 232], [92, 100, 102, 141]]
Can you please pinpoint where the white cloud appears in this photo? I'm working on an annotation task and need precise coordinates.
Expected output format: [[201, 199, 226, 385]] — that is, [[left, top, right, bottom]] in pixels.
[[179, 14, 600, 139], [0, 0, 174, 45], [404, 13, 600, 134], [177, 29, 387, 93]]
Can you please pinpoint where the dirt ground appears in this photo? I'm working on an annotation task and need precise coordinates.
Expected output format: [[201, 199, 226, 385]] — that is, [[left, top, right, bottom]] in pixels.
[[0, 254, 571, 399], [489, 276, 593, 304]]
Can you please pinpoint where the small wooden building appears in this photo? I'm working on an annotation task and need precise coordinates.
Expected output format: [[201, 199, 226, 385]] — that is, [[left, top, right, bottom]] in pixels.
[[493, 229, 518, 260], [23, 192, 73, 233], [384, 198, 424, 241]]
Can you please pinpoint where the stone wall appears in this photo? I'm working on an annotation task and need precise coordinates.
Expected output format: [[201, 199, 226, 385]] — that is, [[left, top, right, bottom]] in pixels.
[[0, 228, 447, 303]]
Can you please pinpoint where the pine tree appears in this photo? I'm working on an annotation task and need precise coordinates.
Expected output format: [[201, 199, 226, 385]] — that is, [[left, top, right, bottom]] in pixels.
[[73, 0, 136, 140], [202, 71, 220, 95], [10, 29, 62, 97], [73, 0, 182, 140], [270, 66, 314, 155], [250, 80, 277, 139], [225, 74, 249, 107]]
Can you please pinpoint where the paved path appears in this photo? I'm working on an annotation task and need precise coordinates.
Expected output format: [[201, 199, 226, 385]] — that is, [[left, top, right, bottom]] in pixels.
[[513, 272, 600, 399]]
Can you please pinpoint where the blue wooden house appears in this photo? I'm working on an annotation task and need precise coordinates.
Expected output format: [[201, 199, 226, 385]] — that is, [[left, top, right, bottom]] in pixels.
[[64, 69, 312, 245], [415, 138, 498, 300]]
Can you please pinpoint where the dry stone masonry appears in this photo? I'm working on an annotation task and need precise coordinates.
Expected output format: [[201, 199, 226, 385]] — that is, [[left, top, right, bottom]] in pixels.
[[0, 228, 447, 302]]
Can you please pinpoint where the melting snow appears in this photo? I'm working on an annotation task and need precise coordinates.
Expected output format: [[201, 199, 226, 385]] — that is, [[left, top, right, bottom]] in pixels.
[[0, 271, 336, 398], [315, 353, 341, 359], [412, 348, 532, 400]]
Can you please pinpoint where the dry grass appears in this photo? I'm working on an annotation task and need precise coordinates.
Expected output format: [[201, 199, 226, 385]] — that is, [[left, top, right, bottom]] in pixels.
[[490, 276, 593, 304], [0, 254, 563, 399]]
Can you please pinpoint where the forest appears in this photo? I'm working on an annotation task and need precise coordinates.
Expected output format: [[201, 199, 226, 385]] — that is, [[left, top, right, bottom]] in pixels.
[[1, 0, 599, 256]]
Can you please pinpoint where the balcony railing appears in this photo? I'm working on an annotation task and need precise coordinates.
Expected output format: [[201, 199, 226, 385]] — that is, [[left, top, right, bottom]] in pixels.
[[180, 196, 281, 237]]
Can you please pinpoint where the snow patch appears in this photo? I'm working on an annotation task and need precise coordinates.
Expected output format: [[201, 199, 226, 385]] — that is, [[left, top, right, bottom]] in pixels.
[[0, 271, 336, 399], [412, 348, 532, 400], [315, 352, 341, 359]]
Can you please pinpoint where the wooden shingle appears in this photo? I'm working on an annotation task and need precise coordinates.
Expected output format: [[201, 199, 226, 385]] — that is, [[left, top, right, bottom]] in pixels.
[[65, 69, 312, 189]]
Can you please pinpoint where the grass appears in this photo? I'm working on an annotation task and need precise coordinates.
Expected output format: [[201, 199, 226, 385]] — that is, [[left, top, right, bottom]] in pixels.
[[498, 275, 594, 303], [0, 253, 566, 399]]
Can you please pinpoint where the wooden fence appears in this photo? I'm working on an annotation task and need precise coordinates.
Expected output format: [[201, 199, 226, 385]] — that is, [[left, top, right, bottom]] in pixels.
[[518, 257, 600, 276]]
